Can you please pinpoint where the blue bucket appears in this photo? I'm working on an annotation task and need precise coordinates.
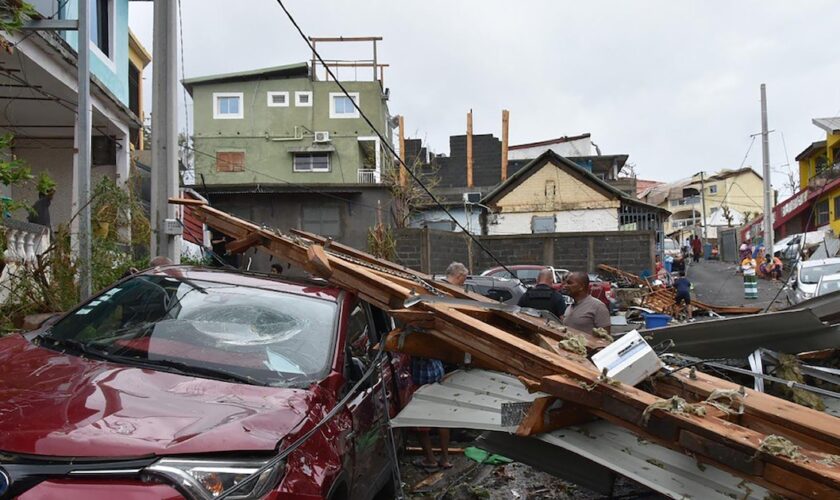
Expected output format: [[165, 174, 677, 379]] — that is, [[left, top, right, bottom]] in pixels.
[[644, 313, 671, 329]]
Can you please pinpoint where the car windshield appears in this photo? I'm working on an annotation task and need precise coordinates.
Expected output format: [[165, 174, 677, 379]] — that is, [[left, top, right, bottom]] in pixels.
[[515, 269, 540, 283], [800, 264, 840, 285], [44, 275, 337, 387], [818, 278, 840, 296]]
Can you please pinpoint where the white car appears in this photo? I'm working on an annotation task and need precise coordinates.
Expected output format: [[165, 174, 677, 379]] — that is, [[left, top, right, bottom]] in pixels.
[[816, 272, 840, 297], [787, 258, 840, 304]]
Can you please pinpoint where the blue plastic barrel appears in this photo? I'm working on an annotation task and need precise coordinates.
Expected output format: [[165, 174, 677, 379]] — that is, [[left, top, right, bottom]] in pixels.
[[644, 313, 671, 329], [704, 243, 712, 260]]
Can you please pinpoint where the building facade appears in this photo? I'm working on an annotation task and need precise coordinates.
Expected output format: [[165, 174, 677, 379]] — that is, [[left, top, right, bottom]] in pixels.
[[2, 0, 144, 232], [184, 62, 395, 269]]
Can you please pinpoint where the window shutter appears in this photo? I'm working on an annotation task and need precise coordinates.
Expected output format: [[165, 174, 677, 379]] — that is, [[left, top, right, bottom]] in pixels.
[[216, 151, 245, 172]]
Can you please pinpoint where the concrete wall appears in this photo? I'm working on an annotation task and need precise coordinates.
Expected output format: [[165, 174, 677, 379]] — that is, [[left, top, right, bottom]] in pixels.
[[409, 207, 481, 234], [507, 137, 593, 160], [489, 209, 619, 235], [396, 228, 655, 276], [61, 0, 131, 105], [495, 162, 619, 212], [205, 187, 391, 272], [192, 77, 391, 186], [10, 139, 115, 231]]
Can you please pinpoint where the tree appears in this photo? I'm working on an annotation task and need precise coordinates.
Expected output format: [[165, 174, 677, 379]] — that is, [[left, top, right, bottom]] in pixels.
[[720, 204, 735, 227], [0, 1, 37, 54], [383, 158, 440, 229]]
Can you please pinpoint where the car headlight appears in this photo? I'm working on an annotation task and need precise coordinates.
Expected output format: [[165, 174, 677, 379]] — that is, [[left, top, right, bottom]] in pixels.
[[145, 458, 284, 499]]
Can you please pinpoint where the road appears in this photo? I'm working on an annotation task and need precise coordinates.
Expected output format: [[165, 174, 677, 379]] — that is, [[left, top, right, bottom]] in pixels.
[[686, 258, 789, 311]]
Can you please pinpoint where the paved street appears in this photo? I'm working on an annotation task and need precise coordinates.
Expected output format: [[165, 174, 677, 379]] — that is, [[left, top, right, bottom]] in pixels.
[[686, 259, 789, 311]]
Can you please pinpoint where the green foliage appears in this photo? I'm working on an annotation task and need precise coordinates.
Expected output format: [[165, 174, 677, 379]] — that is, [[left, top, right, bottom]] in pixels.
[[36, 172, 56, 195], [0, 133, 33, 216], [1, 177, 151, 333], [0, 1, 38, 53]]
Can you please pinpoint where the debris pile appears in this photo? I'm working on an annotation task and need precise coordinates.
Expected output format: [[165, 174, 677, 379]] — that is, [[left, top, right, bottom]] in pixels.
[[176, 199, 840, 498]]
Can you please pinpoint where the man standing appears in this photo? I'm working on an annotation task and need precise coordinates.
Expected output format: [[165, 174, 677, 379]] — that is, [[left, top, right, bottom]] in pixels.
[[691, 235, 702, 263], [563, 272, 611, 334], [444, 262, 468, 287], [518, 268, 566, 320]]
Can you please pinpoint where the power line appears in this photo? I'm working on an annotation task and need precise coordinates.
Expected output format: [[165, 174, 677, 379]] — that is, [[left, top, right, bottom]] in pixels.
[[272, 0, 514, 275]]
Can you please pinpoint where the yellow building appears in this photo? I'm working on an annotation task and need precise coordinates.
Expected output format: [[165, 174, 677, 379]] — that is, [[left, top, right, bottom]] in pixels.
[[128, 30, 152, 149], [795, 117, 840, 235], [639, 168, 765, 242]]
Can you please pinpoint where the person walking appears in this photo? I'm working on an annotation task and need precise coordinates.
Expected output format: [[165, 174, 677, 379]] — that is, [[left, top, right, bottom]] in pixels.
[[518, 268, 566, 320], [563, 272, 611, 334], [691, 235, 702, 263], [741, 253, 758, 299], [673, 271, 693, 320]]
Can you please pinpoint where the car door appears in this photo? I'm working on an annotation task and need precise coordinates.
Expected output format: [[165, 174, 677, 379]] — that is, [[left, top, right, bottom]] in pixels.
[[343, 300, 391, 498]]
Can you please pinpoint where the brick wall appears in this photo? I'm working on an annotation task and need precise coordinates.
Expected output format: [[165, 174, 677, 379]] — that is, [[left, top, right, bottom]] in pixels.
[[395, 228, 656, 275]]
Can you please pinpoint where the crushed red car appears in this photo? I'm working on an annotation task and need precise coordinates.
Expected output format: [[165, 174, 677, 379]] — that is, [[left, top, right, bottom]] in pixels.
[[0, 267, 410, 499]]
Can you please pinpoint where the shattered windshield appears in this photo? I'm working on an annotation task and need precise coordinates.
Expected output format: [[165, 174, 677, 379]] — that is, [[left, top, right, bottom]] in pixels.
[[44, 275, 337, 387], [800, 264, 840, 285]]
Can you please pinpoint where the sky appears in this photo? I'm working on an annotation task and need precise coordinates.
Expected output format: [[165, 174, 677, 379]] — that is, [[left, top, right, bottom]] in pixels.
[[129, 0, 840, 198]]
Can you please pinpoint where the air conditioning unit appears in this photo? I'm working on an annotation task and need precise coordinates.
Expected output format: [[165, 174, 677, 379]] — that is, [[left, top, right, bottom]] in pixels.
[[463, 192, 481, 203], [313, 131, 331, 143]]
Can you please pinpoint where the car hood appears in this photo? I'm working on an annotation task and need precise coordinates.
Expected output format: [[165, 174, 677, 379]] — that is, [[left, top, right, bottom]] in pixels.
[[0, 334, 318, 458]]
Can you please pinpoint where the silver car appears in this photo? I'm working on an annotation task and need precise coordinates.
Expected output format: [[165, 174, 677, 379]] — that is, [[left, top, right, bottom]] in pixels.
[[787, 258, 840, 304]]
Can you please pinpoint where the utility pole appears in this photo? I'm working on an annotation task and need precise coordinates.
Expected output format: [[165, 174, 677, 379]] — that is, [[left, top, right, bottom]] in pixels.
[[77, 0, 92, 298], [700, 171, 708, 242], [761, 84, 773, 252], [151, 0, 181, 262]]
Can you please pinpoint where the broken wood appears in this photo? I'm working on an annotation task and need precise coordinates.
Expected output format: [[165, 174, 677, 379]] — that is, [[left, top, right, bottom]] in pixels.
[[170, 199, 840, 497], [225, 232, 264, 255], [306, 244, 333, 277]]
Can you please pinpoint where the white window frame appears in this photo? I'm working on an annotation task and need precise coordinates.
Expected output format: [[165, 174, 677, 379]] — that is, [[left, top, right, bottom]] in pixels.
[[709, 184, 718, 194], [266, 91, 289, 107], [295, 91, 313, 107], [329, 92, 360, 119], [89, 0, 116, 71], [293, 152, 331, 173], [213, 92, 244, 119]]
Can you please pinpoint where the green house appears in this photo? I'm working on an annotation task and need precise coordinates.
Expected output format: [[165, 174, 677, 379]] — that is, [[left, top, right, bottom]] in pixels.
[[183, 63, 395, 268]]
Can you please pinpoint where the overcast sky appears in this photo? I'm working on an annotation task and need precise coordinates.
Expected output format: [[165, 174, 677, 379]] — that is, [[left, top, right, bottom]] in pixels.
[[129, 0, 840, 197]]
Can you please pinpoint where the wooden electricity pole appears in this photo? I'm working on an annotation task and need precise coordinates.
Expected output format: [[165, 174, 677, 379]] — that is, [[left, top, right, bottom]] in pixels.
[[501, 109, 510, 181], [398, 115, 406, 186], [467, 110, 474, 188]]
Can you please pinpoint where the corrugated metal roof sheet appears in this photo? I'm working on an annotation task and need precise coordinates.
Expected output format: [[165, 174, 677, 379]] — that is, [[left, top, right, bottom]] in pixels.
[[392, 369, 767, 499]]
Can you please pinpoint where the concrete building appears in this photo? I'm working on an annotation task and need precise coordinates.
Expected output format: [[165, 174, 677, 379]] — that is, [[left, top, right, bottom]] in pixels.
[[480, 150, 668, 236], [640, 168, 765, 242], [183, 58, 395, 269], [1, 0, 145, 232]]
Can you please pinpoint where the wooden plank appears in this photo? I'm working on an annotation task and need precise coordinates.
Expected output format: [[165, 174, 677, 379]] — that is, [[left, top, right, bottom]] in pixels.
[[515, 397, 593, 436], [306, 244, 333, 278], [466, 110, 473, 188], [501, 109, 509, 181], [169, 197, 206, 206], [226, 232, 264, 255]]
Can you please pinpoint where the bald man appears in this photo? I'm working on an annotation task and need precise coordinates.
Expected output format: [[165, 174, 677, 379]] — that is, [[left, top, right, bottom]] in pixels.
[[517, 268, 566, 319], [563, 272, 611, 334]]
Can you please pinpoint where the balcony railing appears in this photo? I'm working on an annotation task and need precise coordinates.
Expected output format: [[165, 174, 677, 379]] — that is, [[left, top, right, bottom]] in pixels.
[[357, 168, 379, 184], [808, 161, 840, 189], [1, 219, 51, 303], [669, 196, 700, 207]]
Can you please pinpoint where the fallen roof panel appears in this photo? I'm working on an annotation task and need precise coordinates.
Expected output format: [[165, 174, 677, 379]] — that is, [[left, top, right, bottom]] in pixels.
[[394, 369, 768, 499]]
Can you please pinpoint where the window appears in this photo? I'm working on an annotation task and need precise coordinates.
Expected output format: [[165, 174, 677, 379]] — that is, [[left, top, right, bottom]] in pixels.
[[816, 199, 830, 226], [293, 152, 330, 172], [835, 197, 840, 221], [531, 215, 555, 233], [267, 92, 289, 107], [709, 184, 718, 194], [216, 151, 245, 172], [213, 92, 243, 119], [91, 0, 113, 58], [295, 91, 312, 107], [545, 180, 556, 198], [329, 92, 359, 118], [302, 204, 341, 237]]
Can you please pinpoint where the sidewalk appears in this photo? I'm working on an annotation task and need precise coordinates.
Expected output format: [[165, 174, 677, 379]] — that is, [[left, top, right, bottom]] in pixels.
[[686, 259, 788, 311]]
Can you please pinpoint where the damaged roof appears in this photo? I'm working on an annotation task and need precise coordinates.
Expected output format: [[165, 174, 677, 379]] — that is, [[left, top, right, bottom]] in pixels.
[[182, 62, 310, 95]]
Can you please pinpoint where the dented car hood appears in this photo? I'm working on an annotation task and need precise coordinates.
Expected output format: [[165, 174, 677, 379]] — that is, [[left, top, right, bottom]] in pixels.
[[0, 334, 316, 458]]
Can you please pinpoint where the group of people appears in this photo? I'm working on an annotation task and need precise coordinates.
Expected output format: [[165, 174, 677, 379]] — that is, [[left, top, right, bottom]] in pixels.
[[410, 262, 611, 470], [739, 242, 784, 300]]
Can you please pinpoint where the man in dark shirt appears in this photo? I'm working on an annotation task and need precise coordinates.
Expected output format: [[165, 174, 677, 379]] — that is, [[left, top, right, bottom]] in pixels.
[[518, 268, 566, 320], [674, 271, 692, 320]]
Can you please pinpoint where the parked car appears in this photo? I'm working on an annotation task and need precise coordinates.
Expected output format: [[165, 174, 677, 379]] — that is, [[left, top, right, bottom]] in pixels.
[[787, 258, 840, 304], [0, 267, 409, 499], [480, 265, 615, 312], [815, 272, 840, 297], [464, 275, 527, 305], [774, 231, 827, 265]]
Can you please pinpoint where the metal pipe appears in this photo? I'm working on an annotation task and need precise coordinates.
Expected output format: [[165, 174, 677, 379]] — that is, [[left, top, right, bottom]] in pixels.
[[77, 0, 92, 298]]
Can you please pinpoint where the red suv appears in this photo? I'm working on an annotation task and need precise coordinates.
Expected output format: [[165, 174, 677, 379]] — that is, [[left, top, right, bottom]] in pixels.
[[480, 265, 615, 311], [0, 267, 410, 499]]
